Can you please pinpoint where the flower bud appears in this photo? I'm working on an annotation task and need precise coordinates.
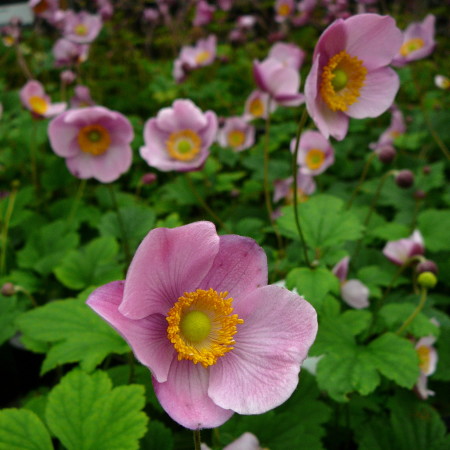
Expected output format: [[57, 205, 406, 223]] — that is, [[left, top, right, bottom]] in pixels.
[[395, 169, 414, 188], [60, 70, 76, 85], [416, 260, 438, 275], [141, 173, 157, 185], [414, 190, 426, 200], [417, 271, 437, 289], [1, 282, 16, 296], [377, 145, 396, 164]]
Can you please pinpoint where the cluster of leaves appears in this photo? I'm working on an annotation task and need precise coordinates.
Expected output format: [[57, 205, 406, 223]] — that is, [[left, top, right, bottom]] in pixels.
[[1, 1, 450, 449]]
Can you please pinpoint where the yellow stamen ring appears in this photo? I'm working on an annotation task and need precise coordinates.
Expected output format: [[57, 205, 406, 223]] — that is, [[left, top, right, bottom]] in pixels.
[[305, 148, 325, 170], [320, 50, 367, 112], [29, 96, 49, 115], [400, 38, 425, 56], [195, 51, 211, 65], [77, 124, 111, 156], [248, 98, 264, 117], [227, 130, 246, 148], [277, 3, 291, 17], [74, 24, 88, 36], [166, 288, 244, 368], [166, 129, 202, 161], [417, 345, 431, 373]]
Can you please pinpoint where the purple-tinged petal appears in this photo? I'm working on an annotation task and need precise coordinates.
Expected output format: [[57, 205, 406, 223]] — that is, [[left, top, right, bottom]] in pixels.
[[209, 285, 317, 414], [198, 111, 218, 148], [224, 433, 260, 450], [267, 66, 300, 97], [120, 222, 220, 319], [156, 99, 208, 133], [346, 67, 400, 119], [86, 281, 175, 383], [198, 235, 268, 304], [153, 360, 233, 430], [44, 102, 67, 117], [313, 19, 347, 61], [341, 279, 370, 309], [48, 112, 80, 157], [332, 256, 349, 282], [274, 93, 305, 107]]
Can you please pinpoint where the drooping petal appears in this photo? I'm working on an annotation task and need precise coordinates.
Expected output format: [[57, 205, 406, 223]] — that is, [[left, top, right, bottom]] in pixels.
[[209, 285, 317, 414], [332, 256, 349, 282], [198, 234, 268, 304], [341, 279, 370, 309], [86, 281, 176, 383], [120, 222, 220, 319], [153, 360, 233, 430]]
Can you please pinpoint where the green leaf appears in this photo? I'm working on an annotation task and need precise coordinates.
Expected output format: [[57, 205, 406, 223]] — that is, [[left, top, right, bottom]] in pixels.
[[340, 310, 372, 336], [418, 209, 450, 252], [54, 236, 123, 290], [45, 370, 148, 450], [277, 195, 363, 250], [0, 408, 53, 450], [16, 299, 129, 374], [369, 222, 410, 241], [0, 296, 25, 346], [17, 221, 79, 275], [286, 267, 339, 310], [366, 333, 419, 388]]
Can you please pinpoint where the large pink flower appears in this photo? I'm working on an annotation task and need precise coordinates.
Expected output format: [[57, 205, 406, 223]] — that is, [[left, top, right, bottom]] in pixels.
[[87, 222, 318, 429], [305, 13, 402, 140], [48, 106, 133, 182], [20, 80, 66, 119], [140, 99, 218, 172]]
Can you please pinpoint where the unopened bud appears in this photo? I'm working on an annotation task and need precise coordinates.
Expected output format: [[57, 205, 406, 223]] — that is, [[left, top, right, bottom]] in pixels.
[[1, 282, 16, 296], [141, 173, 157, 185], [417, 271, 437, 289], [414, 190, 426, 200], [395, 170, 414, 188], [416, 260, 438, 275], [377, 145, 396, 164]]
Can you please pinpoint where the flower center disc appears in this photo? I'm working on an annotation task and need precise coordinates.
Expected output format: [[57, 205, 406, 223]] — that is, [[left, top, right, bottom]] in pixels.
[[74, 24, 88, 36], [29, 96, 49, 115], [417, 345, 431, 373], [195, 51, 211, 65], [77, 124, 111, 156], [249, 98, 264, 117], [166, 288, 244, 368], [320, 50, 367, 112], [306, 148, 325, 170], [400, 38, 425, 56], [227, 130, 246, 148], [277, 3, 291, 16], [166, 129, 202, 161]]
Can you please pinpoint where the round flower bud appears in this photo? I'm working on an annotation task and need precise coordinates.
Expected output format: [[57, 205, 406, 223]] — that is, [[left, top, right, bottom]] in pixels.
[[414, 190, 426, 200], [1, 282, 16, 296], [395, 169, 414, 188], [377, 145, 396, 164], [416, 260, 438, 275], [417, 271, 437, 289], [141, 173, 157, 185]]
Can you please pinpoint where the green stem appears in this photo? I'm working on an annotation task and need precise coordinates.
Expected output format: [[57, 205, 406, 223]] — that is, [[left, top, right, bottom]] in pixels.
[[108, 185, 132, 266], [0, 182, 19, 276], [193, 429, 201, 450], [291, 107, 311, 266], [396, 287, 428, 335], [67, 179, 87, 230], [30, 120, 40, 197], [346, 151, 377, 209]]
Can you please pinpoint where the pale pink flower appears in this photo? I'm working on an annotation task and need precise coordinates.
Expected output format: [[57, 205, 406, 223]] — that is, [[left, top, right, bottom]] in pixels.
[[52, 38, 89, 67], [268, 42, 305, 70], [87, 221, 318, 429], [96, 0, 114, 21], [275, 0, 295, 22], [193, 1, 216, 27], [415, 336, 438, 399], [48, 106, 133, 183], [237, 15, 256, 29], [273, 173, 316, 204], [70, 85, 96, 108], [243, 90, 277, 121], [1, 18, 21, 47], [217, 117, 255, 152], [332, 256, 369, 309], [63, 10, 102, 44], [383, 230, 425, 266], [140, 99, 218, 172], [29, 0, 59, 21], [60, 69, 76, 85], [218, 0, 233, 10], [143, 8, 160, 23], [434, 75, 450, 90], [305, 14, 402, 140], [202, 432, 261, 450], [392, 15, 436, 67], [291, 130, 335, 176], [20, 80, 66, 119], [370, 104, 405, 151]]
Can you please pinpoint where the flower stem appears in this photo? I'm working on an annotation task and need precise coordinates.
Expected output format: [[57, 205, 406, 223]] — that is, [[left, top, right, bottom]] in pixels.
[[346, 151, 377, 209], [396, 287, 428, 335], [0, 182, 19, 276], [291, 107, 311, 266], [67, 179, 87, 230], [30, 120, 40, 197], [193, 429, 201, 450]]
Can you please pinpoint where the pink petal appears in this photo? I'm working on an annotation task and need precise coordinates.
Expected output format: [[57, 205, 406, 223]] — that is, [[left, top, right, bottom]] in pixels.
[[120, 222, 220, 319], [198, 111, 218, 148], [274, 93, 305, 107], [208, 285, 317, 414], [48, 112, 80, 157], [86, 281, 175, 383], [153, 360, 233, 429], [341, 279, 370, 309], [224, 433, 260, 450], [198, 235, 267, 304], [156, 99, 208, 133], [267, 66, 300, 97], [332, 256, 349, 282], [44, 102, 67, 117], [346, 67, 400, 119], [344, 14, 403, 71], [313, 19, 347, 61]]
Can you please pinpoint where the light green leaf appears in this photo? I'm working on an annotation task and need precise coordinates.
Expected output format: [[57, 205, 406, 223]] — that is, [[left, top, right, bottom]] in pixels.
[[418, 209, 450, 252], [46, 370, 148, 450], [0, 408, 53, 450], [16, 299, 129, 374]]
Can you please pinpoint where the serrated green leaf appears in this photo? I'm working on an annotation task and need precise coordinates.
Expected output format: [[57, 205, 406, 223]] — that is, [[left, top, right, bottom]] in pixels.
[[340, 310, 372, 336], [54, 236, 123, 290], [45, 370, 148, 450], [16, 299, 129, 374], [366, 333, 419, 388], [418, 209, 450, 252], [0, 408, 53, 450]]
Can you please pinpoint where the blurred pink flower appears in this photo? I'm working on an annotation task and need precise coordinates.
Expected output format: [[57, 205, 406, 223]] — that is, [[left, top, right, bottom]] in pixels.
[[95, 0, 114, 21], [87, 221, 318, 429], [305, 14, 402, 140], [1, 18, 21, 47], [332, 256, 369, 309], [273, 173, 316, 204], [369, 104, 405, 151], [70, 85, 96, 108], [140, 99, 218, 172], [29, 0, 59, 21], [48, 106, 133, 182], [243, 90, 277, 121], [383, 230, 425, 266], [268, 42, 305, 70], [193, 1, 216, 27], [237, 15, 256, 29], [218, 0, 233, 10], [275, 0, 295, 22], [63, 11, 102, 44], [52, 38, 89, 67], [217, 117, 255, 152], [20, 80, 66, 119], [415, 336, 438, 399], [143, 8, 160, 23], [202, 432, 261, 450], [291, 130, 335, 175], [392, 15, 435, 67], [60, 69, 76, 85]]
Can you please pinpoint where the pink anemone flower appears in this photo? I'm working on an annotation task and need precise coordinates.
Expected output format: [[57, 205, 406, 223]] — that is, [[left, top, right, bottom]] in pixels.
[[52, 38, 89, 67], [305, 13, 402, 141], [217, 117, 255, 152], [392, 15, 435, 67], [291, 130, 335, 176], [70, 85, 96, 108], [415, 336, 438, 400], [243, 90, 277, 121], [87, 221, 318, 429], [268, 42, 306, 70], [140, 99, 218, 172], [193, 1, 216, 27], [63, 11, 102, 44], [48, 106, 133, 183], [20, 80, 66, 119], [383, 230, 425, 266], [332, 256, 369, 309], [275, 0, 295, 22], [369, 104, 405, 151]]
